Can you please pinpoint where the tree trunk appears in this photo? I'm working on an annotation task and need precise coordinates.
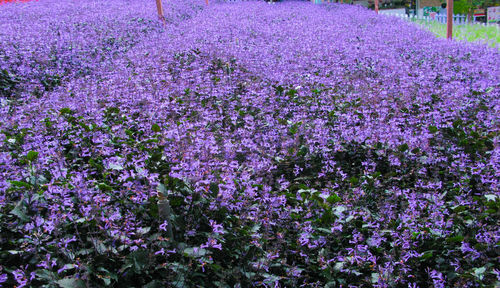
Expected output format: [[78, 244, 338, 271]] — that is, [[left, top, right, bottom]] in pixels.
[[468, 0, 473, 22]]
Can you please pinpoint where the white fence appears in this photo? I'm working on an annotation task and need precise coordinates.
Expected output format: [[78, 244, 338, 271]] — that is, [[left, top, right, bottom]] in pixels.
[[434, 14, 467, 25], [382, 12, 493, 26]]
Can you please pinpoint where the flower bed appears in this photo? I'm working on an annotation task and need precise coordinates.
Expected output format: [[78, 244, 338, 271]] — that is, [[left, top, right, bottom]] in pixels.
[[0, 1, 499, 287], [0, 0, 38, 4]]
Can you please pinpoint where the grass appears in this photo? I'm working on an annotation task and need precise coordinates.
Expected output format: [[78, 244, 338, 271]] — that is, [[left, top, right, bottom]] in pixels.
[[413, 19, 500, 48]]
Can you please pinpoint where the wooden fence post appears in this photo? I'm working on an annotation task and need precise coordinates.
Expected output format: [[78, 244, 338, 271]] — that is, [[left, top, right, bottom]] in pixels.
[[375, 0, 379, 14], [446, 0, 453, 39], [158, 197, 174, 240], [155, 0, 165, 22]]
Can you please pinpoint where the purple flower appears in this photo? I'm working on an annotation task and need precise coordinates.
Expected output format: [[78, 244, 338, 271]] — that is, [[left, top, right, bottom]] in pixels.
[[201, 238, 222, 250], [12, 269, 27, 288], [159, 220, 169, 232], [0, 274, 7, 286], [427, 269, 445, 288], [154, 248, 165, 255], [209, 220, 224, 234]]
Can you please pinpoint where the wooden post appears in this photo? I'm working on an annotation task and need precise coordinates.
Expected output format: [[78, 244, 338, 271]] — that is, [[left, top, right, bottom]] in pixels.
[[206, 0, 208, 5], [375, 0, 379, 14], [155, 0, 165, 22], [446, 0, 453, 39], [158, 198, 174, 240]]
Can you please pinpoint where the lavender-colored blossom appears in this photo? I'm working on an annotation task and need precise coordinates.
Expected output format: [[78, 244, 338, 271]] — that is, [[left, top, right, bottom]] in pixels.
[[12, 269, 27, 288], [201, 238, 222, 250], [0, 274, 7, 287]]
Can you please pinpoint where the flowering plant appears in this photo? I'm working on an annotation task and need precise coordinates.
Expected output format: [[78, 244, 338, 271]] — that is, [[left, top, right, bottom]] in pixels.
[[0, 0, 499, 287]]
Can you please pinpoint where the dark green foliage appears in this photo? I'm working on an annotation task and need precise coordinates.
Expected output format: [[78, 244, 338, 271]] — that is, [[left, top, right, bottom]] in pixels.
[[0, 68, 19, 98]]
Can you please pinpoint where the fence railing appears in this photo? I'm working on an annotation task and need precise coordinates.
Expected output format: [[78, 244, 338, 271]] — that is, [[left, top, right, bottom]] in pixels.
[[434, 14, 467, 25], [381, 12, 493, 26]]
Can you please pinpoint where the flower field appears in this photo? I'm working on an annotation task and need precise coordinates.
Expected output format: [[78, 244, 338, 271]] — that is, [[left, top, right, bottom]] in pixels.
[[1, 0, 499, 287], [0, 0, 37, 4]]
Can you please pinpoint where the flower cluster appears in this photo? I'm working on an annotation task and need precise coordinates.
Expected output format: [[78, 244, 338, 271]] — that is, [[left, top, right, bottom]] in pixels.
[[0, 0, 499, 287]]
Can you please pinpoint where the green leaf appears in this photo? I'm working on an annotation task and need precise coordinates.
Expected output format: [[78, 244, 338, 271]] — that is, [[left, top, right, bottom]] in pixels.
[[97, 267, 117, 285], [446, 235, 464, 243], [288, 123, 300, 135], [108, 163, 123, 170], [152, 124, 161, 133], [56, 277, 86, 288], [97, 183, 113, 192], [371, 273, 380, 283], [262, 273, 281, 284], [251, 224, 261, 233], [128, 250, 149, 272], [9, 180, 31, 188], [156, 183, 168, 195], [213, 281, 231, 288], [398, 143, 409, 152], [320, 209, 334, 224], [59, 107, 73, 115], [91, 238, 107, 255], [36, 269, 56, 281], [474, 266, 486, 274], [452, 205, 467, 213], [333, 205, 346, 218], [286, 88, 298, 97], [485, 194, 498, 202], [173, 279, 187, 288], [102, 277, 111, 286], [428, 125, 438, 134], [62, 264, 76, 271], [333, 262, 344, 271], [26, 151, 39, 161], [137, 227, 151, 235], [473, 267, 486, 280], [420, 251, 434, 260], [326, 194, 341, 204], [275, 85, 284, 95], [183, 247, 208, 257], [349, 177, 358, 185], [297, 145, 308, 157], [10, 201, 28, 222], [168, 196, 182, 208], [324, 281, 337, 288], [144, 280, 163, 288], [315, 227, 333, 234]]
